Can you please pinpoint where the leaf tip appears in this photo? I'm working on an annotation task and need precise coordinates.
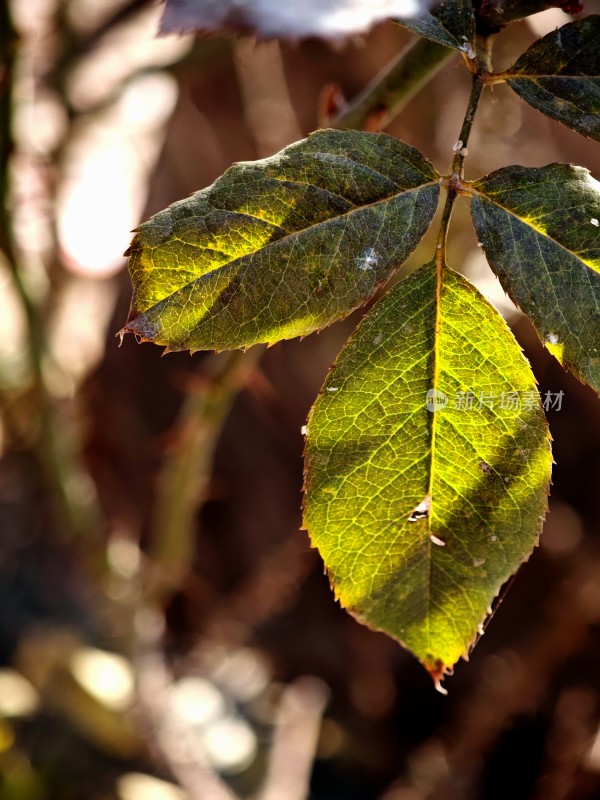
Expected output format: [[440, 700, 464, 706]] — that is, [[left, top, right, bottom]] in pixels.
[[425, 659, 451, 695]]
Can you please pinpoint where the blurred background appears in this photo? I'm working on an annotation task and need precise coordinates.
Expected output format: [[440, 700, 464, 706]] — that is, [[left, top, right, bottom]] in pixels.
[[0, 1, 599, 798]]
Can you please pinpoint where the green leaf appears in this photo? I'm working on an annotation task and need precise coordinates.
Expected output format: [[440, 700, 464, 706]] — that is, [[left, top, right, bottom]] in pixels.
[[470, 163, 600, 391], [503, 16, 600, 141], [123, 130, 440, 352], [395, 0, 475, 54], [303, 263, 551, 684]]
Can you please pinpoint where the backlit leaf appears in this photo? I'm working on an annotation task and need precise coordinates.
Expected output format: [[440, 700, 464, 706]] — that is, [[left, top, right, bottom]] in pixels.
[[471, 163, 600, 391], [503, 16, 600, 141], [123, 130, 440, 352], [395, 0, 475, 53], [160, 0, 433, 39], [303, 263, 551, 683]]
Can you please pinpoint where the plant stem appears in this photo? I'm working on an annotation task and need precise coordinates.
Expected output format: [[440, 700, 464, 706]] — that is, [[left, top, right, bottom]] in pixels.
[[146, 348, 262, 608], [0, 1, 96, 540], [435, 70, 485, 310], [451, 74, 484, 178], [0, 6, 41, 366], [333, 37, 455, 131], [436, 71, 485, 260]]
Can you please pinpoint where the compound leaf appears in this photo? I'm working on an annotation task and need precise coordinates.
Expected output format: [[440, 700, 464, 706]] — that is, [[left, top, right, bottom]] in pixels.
[[123, 130, 440, 352], [503, 16, 600, 141], [303, 263, 551, 684], [471, 163, 600, 391], [160, 0, 434, 39], [395, 0, 475, 53]]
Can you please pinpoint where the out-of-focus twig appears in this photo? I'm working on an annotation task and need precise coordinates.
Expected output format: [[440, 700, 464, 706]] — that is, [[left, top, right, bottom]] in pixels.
[[233, 37, 302, 157], [147, 349, 263, 607], [332, 37, 455, 132], [147, 34, 302, 609], [136, 652, 241, 800], [259, 677, 330, 800], [201, 534, 314, 647], [0, 0, 96, 541]]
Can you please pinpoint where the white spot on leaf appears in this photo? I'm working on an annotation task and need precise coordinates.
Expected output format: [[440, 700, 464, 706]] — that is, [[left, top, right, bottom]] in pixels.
[[458, 42, 476, 59], [408, 495, 431, 523], [430, 534, 445, 547], [357, 247, 379, 271]]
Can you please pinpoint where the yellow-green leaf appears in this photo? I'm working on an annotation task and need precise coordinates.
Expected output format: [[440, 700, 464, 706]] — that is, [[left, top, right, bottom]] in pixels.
[[471, 163, 600, 391], [123, 130, 440, 352], [303, 263, 551, 685], [504, 16, 600, 141]]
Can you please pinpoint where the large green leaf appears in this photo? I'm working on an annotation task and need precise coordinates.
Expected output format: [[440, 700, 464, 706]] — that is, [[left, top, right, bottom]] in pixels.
[[303, 263, 551, 684], [123, 130, 440, 351], [395, 0, 475, 54], [503, 16, 600, 141], [470, 163, 600, 391]]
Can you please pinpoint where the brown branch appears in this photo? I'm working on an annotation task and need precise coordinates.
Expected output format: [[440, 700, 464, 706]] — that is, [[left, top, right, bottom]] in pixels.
[[332, 37, 455, 132]]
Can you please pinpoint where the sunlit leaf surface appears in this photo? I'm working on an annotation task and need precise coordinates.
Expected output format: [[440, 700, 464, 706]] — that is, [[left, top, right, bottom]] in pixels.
[[471, 163, 600, 391], [504, 16, 600, 141], [304, 264, 551, 683], [123, 130, 440, 351]]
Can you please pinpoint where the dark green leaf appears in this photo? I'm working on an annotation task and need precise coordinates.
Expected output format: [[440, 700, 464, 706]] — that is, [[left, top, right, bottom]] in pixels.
[[303, 263, 551, 684], [395, 0, 475, 53], [471, 163, 600, 391], [123, 130, 440, 352], [504, 16, 600, 141]]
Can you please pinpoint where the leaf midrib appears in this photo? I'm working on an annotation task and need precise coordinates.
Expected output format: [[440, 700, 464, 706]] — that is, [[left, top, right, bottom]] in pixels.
[[140, 179, 441, 313]]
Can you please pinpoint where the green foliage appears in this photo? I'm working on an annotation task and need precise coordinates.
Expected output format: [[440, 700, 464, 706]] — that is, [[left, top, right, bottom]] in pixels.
[[471, 164, 600, 390], [303, 264, 551, 683], [124, 131, 439, 351], [503, 17, 600, 141], [124, 3, 600, 687]]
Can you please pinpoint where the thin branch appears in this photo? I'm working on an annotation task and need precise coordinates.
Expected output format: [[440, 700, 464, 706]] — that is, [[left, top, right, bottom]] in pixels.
[[136, 653, 241, 800], [332, 37, 455, 132], [0, 0, 96, 540], [146, 349, 263, 607], [259, 677, 330, 800]]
